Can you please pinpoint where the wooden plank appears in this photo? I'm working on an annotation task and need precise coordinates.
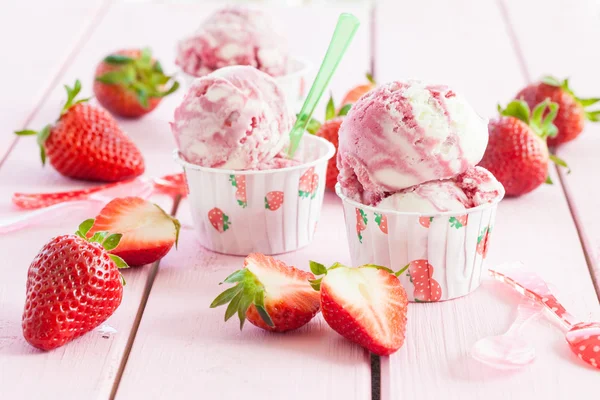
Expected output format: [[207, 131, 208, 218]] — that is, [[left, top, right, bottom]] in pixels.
[[116, 3, 374, 397], [501, 0, 600, 293], [0, 1, 187, 398], [116, 194, 372, 400], [0, 0, 108, 164], [375, 0, 600, 399]]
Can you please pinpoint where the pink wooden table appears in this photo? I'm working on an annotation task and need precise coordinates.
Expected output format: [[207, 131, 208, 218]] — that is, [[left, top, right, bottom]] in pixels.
[[0, 0, 599, 399]]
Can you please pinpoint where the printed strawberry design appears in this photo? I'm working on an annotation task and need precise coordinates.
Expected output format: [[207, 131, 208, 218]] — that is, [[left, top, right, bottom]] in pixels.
[[208, 208, 230, 233], [355, 208, 367, 243], [265, 191, 284, 211], [477, 227, 491, 258], [419, 216, 433, 228], [229, 175, 247, 208], [403, 259, 442, 302], [374, 213, 388, 234], [299, 167, 318, 199], [449, 215, 468, 229]]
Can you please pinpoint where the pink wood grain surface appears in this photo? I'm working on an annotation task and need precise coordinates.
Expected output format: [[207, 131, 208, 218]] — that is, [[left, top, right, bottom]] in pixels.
[[376, 0, 600, 399], [501, 0, 600, 294], [115, 194, 372, 400], [0, 0, 109, 164]]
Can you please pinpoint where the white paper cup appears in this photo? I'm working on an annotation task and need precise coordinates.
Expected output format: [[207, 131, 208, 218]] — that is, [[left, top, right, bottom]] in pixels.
[[336, 184, 503, 302], [175, 135, 335, 256], [178, 56, 311, 110]]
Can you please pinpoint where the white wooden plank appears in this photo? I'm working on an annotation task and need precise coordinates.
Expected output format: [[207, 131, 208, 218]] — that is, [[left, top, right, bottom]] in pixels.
[[0, 0, 108, 163], [116, 193, 372, 400], [502, 0, 600, 294], [376, 0, 600, 399]]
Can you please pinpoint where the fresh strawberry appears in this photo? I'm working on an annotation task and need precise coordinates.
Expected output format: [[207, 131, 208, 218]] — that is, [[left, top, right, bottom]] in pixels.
[[449, 215, 468, 229], [516, 76, 600, 146], [479, 99, 568, 196], [309, 262, 408, 356], [87, 197, 180, 266], [374, 212, 388, 234], [15, 80, 145, 182], [339, 72, 376, 111], [355, 208, 367, 242], [22, 220, 128, 350], [419, 216, 432, 228], [264, 191, 284, 211], [210, 253, 320, 332], [229, 175, 247, 208], [477, 227, 491, 258], [94, 48, 179, 118], [208, 208, 230, 233], [298, 167, 318, 199], [402, 259, 442, 302]]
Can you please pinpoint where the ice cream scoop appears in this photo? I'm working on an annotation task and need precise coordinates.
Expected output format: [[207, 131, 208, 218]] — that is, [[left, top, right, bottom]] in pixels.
[[374, 166, 504, 213], [176, 6, 288, 78], [171, 65, 292, 170], [337, 80, 489, 205]]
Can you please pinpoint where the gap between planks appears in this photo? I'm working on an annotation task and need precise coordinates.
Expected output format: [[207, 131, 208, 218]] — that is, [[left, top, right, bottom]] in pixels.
[[0, 0, 114, 170], [109, 194, 183, 400], [495, 0, 600, 303]]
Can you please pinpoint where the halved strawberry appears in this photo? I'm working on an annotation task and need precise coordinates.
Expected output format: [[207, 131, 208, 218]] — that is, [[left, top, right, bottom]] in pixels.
[[310, 262, 408, 356], [210, 253, 320, 332], [88, 197, 180, 266]]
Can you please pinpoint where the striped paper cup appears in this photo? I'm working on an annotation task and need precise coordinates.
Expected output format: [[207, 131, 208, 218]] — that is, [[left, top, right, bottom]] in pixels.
[[336, 184, 503, 302], [175, 135, 335, 256]]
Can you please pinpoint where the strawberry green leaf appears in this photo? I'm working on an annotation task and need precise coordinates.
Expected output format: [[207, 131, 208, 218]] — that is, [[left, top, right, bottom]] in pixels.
[[210, 285, 243, 308], [157, 81, 180, 98], [578, 97, 600, 107], [305, 118, 322, 134], [541, 76, 562, 87], [254, 290, 274, 327], [120, 274, 127, 286], [366, 72, 375, 85], [140, 47, 152, 66], [224, 290, 243, 322], [529, 99, 559, 139], [103, 233, 123, 251], [545, 175, 553, 185], [61, 79, 88, 115], [237, 291, 254, 330], [223, 269, 248, 284], [395, 263, 410, 277], [89, 231, 109, 244], [309, 260, 327, 276], [549, 154, 570, 173], [338, 104, 352, 116], [585, 110, 600, 122], [325, 95, 336, 121], [104, 54, 135, 65], [362, 264, 394, 274], [96, 71, 127, 85], [499, 100, 530, 124], [14, 130, 37, 136], [77, 219, 95, 237], [308, 278, 322, 291], [109, 254, 129, 269], [153, 61, 164, 74]]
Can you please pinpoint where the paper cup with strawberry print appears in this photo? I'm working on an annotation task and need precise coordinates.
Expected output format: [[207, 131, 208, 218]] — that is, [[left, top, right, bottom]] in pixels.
[[336, 184, 503, 302], [175, 135, 335, 256]]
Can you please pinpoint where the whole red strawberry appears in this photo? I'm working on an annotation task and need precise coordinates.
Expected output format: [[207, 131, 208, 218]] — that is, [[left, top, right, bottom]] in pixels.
[[479, 99, 568, 196], [94, 48, 179, 118], [22, 220, 128, 351], [516, 76, 600, 146], [211, 253, 320, 332], [15, 80, 145, 182]]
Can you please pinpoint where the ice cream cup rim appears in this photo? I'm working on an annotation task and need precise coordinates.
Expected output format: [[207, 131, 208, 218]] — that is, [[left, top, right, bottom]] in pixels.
[[173, 134, 335, 175], [335, 182, 504, 218], [178, 55, 311, 81]]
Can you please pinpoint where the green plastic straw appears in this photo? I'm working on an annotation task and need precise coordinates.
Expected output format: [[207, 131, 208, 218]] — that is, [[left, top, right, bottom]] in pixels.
[[287, 13, 360, 158]]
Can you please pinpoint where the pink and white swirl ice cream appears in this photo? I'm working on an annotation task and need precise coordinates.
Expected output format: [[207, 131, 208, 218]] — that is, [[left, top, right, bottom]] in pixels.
[[171, 65, 292, 170], [337, 80, 503, 211], [176, 6, 288, 78]]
